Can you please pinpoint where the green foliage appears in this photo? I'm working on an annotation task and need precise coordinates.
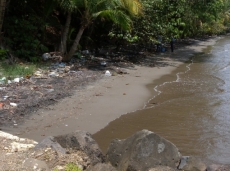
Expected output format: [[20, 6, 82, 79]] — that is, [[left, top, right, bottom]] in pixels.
[[4, 15, 48, 61], [1, 0, 230, 61], [65, 163, 82, 171], [0, 49, 7, 60]]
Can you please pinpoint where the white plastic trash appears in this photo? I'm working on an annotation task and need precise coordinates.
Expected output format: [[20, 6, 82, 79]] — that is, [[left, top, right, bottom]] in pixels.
[[101, 61, 107, 66], [48, 72, 59, 77], [10, 103, 17, 107], [3, 96, 8, 100], [34, 71, 41, 76], [42, 53, 51, 61], [105, 70, 111, 76], [14, 78, 20, 83]]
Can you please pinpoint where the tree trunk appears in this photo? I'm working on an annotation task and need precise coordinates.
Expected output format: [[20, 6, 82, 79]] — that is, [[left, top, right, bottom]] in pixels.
[[0, 0, 6, 32], [59, 12, 71, 54], [63, 26, 85, 61], [0, 0, 6, 47]]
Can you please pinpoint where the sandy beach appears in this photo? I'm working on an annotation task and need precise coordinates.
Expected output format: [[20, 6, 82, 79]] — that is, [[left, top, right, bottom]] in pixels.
[[2, 37, 220, 142]]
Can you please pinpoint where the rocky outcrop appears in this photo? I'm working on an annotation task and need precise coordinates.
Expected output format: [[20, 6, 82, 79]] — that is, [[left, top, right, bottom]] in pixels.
[[35, 130, 105, 165], [1, 129, 230, 171], [106, 129, 181, 171]]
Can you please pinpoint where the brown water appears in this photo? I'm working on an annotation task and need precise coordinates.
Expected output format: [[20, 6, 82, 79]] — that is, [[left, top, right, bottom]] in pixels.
[[93, 37, 230, 164]]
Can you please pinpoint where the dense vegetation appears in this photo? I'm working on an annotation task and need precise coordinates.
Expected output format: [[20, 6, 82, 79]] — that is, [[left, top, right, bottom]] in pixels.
[[0, 0, 230, 62]]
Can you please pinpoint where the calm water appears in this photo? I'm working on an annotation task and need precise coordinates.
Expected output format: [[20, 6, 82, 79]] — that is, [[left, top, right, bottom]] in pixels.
[[93, 36, 230, 164]]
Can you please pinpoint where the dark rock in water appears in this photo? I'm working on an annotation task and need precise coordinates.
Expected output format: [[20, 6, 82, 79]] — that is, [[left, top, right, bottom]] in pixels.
[[86, 163, 117, 171], [35, 130, 105, 165], [149, 166, 176, 171], [178, 156, 206, 171], [106, 129, 181, 171]]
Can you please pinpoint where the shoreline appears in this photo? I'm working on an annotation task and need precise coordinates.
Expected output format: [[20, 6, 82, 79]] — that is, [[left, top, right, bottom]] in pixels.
[[2, 36, 221, 142]]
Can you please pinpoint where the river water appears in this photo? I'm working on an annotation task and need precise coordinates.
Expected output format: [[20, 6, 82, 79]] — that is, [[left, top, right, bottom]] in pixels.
[[93, 36, 230, 164]]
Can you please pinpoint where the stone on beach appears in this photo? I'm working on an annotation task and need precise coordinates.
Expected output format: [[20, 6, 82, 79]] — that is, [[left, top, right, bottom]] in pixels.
[[35, 130, 105, 165], [106, 129, 181, 171]]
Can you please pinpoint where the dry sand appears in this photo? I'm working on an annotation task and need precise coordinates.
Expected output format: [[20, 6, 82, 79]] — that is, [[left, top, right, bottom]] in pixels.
[[3, 37, 220, 141]]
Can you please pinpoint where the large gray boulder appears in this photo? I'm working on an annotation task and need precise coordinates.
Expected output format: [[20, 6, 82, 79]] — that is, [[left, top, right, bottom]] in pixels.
[[106, 129, 181, 171], [35, 130, 105, 165]]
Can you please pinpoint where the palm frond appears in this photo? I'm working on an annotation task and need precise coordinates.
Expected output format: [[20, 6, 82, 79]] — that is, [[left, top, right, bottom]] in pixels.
[[119, 0, 143, 16], [94, 9, 132, 30]]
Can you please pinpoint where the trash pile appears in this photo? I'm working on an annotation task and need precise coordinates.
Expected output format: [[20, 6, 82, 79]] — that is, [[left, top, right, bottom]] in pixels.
[[0, 52, 106, 124]]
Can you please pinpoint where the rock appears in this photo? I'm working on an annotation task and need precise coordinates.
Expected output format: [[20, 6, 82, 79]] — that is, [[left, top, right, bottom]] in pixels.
[[54, 130, 105, 165], [86, 163, 117, 171], [34, 136, 66, 154], [178, 156, 206, 171], [106, 129, 181, 171], [23, 158, 49, 171], [207, 164, 230, 171], [148, 166, 176, 171], [36, 131, 105, 165]]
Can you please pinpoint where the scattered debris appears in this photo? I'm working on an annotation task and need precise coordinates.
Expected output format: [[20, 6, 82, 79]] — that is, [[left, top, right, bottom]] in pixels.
[[0, 46, 171, 126], [100, 61, 107, 67], [105, 70, 111, 76], [13, 78, 20, 83], [10, 103, 17, 107]]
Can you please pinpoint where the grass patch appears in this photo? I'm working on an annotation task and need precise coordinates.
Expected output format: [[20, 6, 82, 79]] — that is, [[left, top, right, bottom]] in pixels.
[[65, 163, 82, 171], [0, 62, 37, 80]]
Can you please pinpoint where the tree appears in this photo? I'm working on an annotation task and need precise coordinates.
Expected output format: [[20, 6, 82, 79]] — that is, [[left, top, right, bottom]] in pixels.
[[0, 0, 7, 42], [57, 0, 142, 61]]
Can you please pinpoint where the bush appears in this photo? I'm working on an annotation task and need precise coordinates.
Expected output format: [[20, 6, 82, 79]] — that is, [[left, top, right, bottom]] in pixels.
[[0, 49, 7, 60]]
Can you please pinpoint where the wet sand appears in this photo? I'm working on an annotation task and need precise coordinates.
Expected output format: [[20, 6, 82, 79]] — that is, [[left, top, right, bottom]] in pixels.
[[2, 37, 220, 142]]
